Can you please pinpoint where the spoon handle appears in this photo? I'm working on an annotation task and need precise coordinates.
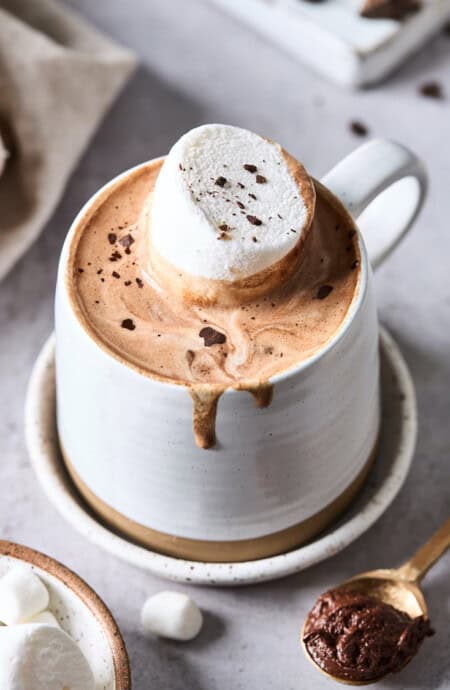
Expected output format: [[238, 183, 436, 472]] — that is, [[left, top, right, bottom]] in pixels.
[[396, 516, 450, 583]]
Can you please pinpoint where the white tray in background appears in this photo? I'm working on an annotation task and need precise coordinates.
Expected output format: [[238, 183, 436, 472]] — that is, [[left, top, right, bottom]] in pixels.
[[208, 0, 450, 87]]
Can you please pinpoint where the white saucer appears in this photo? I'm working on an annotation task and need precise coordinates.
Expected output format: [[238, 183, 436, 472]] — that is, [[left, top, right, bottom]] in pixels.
[[25, 327, 417, 587]]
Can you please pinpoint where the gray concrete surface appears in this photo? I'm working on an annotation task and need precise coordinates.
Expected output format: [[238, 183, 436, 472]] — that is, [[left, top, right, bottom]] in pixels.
[[1, 1, 449, 687]]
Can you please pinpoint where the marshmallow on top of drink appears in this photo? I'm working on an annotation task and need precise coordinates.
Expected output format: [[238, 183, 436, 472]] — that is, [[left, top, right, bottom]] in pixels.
[[148, 124, 315, 303]]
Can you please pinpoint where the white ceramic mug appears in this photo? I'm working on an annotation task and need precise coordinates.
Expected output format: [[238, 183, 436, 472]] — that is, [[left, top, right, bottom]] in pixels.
[[55, 139, 427, 562]]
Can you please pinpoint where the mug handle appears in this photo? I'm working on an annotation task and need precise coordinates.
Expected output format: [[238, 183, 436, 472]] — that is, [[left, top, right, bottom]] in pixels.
[[321, 139, 428, 269]]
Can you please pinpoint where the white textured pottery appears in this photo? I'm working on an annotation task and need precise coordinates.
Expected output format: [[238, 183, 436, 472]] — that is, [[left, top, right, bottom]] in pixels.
[[0, 542, 130, 689], [54, 139, 426, 558], [209, 0, 450, 88], [25, 326, 417, 585]]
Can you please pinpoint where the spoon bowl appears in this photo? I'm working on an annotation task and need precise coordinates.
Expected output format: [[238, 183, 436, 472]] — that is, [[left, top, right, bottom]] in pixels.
[[302, 516, 450, 685]]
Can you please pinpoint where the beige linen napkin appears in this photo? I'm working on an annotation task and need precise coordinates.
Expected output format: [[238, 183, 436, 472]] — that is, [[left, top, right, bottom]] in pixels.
[[0, 0, 136, 282]]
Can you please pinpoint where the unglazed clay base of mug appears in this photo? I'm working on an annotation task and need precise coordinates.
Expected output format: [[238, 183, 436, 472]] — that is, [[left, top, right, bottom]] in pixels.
[[61, 440, 377, 563]]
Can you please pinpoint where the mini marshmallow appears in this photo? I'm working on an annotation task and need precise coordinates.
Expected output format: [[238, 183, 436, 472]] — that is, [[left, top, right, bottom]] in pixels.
[[141, 591, 203, 641], [150, 124, 314, 282], [25, 610, 60, 628], [0, 567, 49, 624], [0, 624, 95, 690]]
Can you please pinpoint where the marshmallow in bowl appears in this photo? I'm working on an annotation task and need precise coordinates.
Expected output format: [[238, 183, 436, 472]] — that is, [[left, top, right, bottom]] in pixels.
[[141, 591, 203, 641], [0, 567, 49, 624], [0, 624, 95, 690], [149, 124, 315, 282], [25, 610, 60, 628]]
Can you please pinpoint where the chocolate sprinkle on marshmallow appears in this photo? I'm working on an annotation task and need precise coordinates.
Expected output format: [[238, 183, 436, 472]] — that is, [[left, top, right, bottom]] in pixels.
[[119, 234, 135, 248], [121, 318, 136, 330]]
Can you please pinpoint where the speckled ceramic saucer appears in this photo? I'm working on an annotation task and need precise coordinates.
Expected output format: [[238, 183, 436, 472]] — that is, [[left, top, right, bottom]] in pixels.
[[25, 327, 416, 587], [0, 541, 131, 689]]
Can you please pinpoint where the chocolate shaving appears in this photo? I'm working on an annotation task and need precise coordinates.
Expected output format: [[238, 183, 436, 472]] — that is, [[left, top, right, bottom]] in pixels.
[[109, 250, 122, 262], [136, 277, 144, 288], [215, 176, 227, 187], [419, 81, 444, 100], [316, 285, 334, 300], [246, 215, 262, 226], [119, 234, 135, 248], [186, 349, 195, 365], [112, 271, 121, 279], [360, 0, 421, 19], [219, 223, 230, 232], [199, 326, 226, 346], [248, 193, 257, 201], [244, 164, 257, 173], [237, 201, 245, 209], [350, 121, 369, 137], [237, 182, 245, 189], [256, 175, 267, 184], [121, 318, 135, 330], [108, 233, 117, 245]]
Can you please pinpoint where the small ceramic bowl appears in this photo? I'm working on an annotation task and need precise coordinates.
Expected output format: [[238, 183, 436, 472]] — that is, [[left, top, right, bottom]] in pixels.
[[0, 541, 131, 690]]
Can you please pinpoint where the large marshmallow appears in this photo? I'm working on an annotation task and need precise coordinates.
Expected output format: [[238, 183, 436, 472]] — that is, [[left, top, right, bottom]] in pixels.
[[150, 124, 313, 281], [0, 567, 49, 624], [141, 591, 203, 641], [0, 624, 95, 690]]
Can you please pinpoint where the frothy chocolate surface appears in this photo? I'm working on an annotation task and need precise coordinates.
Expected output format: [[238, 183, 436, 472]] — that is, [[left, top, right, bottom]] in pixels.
[[303, 589, 434, 682], [70, 160, 360, 447]]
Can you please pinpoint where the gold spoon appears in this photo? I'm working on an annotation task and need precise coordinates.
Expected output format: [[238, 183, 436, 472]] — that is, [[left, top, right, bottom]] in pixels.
[[301, 515, 450, 685]]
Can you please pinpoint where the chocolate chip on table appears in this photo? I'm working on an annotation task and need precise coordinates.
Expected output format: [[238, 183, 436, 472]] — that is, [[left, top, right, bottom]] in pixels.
[[419, 81, 444, 100], [108, 233, 117, 245], [121, 318, 135, 331], [349, 121, 369, 137], [360, 0, 421, 20], [256, 175, 267, 184], [215, 176, 227, 187], [199, 327, 226, 346], [246, 215, 262, 226], [244, 164, 257, 173], [316, 285, 334, 300]]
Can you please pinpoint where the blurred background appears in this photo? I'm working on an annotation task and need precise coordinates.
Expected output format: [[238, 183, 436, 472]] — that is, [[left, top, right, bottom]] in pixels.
[[0, 1, 449, 688]]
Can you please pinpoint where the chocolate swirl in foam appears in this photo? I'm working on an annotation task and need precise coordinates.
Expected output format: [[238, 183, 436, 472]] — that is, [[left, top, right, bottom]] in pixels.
[[70, 160, 360, 448]]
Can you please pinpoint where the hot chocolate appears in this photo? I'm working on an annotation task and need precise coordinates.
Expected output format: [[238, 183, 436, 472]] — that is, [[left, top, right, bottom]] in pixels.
[[69, 126, 361, 448]]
